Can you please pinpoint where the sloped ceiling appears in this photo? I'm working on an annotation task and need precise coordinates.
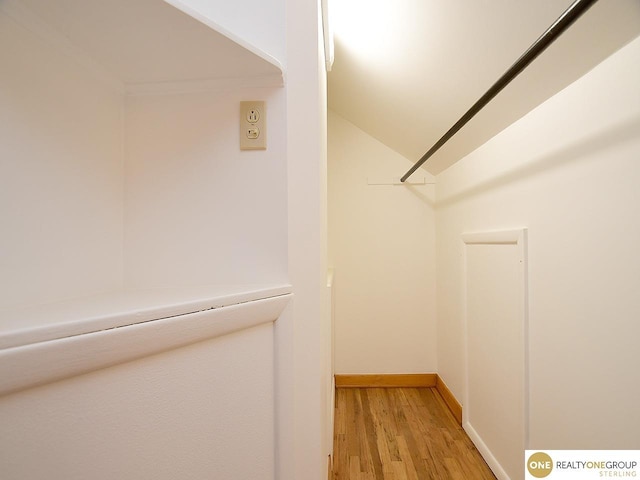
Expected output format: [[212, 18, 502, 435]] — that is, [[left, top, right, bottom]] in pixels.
[[12, 0, 282, 86], [328, 0, 640, 175]]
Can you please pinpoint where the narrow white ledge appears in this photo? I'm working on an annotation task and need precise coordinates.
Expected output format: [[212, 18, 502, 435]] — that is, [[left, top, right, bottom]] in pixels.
[[462, 229, 527, 245], [0, 284, 292, 350], [0, 289, 292, 396]]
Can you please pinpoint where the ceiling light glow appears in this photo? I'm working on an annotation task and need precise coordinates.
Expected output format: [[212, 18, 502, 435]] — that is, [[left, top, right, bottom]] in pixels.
[[332, 0, 401, 63]]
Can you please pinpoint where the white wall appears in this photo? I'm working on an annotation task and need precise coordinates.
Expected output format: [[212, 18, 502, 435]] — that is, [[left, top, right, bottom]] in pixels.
[[0, 2, 290, 301], [1, 2, 328, 479], [0, 322, 275, 480], [328, 111, 437, 374], [124, 88, 288, 289], [436, 35, 640, 449], [0, 10, 124, 309]]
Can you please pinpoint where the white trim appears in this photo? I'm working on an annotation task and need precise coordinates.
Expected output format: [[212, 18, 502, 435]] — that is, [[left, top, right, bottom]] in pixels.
[[462, 229, 523, 245], [124, 73, 284, 96], [367, 176, 433, 186], [462, 227, 529, 480], [329, 376, 336, 458], [321, 0, 334, 71], [0, 294, 291, 397], [0, 285, 293, 349], [464, 421, 510, 480], [327, 269, 336, 458]]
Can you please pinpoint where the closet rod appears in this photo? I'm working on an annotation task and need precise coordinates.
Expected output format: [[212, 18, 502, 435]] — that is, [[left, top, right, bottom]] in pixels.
[[400, 0, 599, 182]]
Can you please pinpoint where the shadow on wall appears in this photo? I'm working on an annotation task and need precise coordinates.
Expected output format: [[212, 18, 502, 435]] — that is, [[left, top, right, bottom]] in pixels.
[[437, 114, 640, 207], [404, 183, 436, 208]]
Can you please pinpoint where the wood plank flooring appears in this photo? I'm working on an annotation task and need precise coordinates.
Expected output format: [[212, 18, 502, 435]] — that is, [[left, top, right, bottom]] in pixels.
[[332, 388, 496, 480]]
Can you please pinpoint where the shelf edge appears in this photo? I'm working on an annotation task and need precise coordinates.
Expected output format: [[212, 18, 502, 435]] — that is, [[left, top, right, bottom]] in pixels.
[[163, 0, 285, 80], [125, 72, 284, 96], [0, 294, 292, 397]]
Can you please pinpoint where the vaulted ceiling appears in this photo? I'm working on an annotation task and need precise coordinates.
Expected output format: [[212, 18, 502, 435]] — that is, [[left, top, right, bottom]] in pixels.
[[328, 0, 640, 175]]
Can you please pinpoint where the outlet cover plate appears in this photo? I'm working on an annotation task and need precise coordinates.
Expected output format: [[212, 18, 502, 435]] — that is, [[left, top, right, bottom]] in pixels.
[[240, 101, 266, 150]]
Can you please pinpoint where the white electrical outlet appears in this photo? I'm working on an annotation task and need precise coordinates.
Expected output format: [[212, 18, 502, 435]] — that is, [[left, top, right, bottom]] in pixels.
[[240, 101, 266, 150]]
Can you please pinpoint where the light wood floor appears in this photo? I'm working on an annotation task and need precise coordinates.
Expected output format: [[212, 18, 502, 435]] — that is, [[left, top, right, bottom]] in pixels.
[[332, 388, 496, 480]]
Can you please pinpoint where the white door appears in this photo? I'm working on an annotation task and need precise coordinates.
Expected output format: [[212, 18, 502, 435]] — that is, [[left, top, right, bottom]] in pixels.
[[463, 229, 528, 480]]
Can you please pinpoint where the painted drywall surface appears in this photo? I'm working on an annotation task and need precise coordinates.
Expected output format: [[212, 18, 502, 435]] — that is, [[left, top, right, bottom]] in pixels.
[[123, 88, 288, 289], [328, 110, 437, 374], [279, 0, 328, 478], [0, 322, 275, 480], [436, 35, 640, 449], [178, 0, 285, 65], [0, 10, 124, 310]]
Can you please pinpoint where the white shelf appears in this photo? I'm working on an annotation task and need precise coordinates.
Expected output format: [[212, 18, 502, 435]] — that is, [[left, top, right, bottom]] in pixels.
[[0, 287, 292, 396], [1, 0, 284, 94], [0, 284, 292, 350]]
